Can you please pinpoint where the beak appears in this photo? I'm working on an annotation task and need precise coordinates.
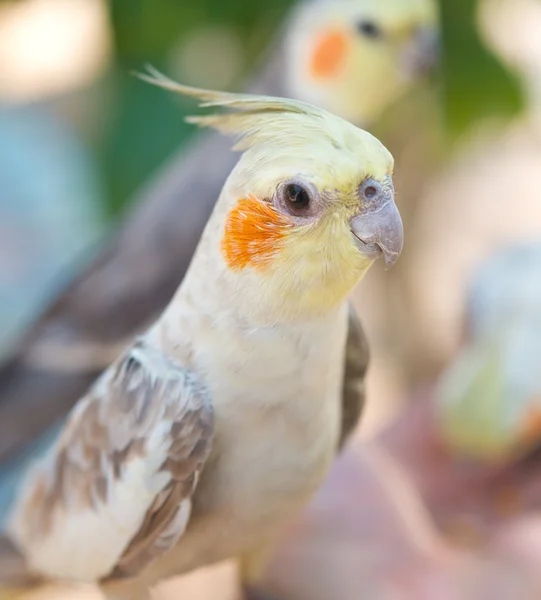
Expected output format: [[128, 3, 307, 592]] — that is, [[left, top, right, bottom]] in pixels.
[[350, 177, 404, 269], [402, 26, 439, 78]]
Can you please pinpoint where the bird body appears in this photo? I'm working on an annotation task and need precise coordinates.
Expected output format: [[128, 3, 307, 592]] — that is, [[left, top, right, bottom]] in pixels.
[[10, 308, 345, 583], [1, 77, 402, 597], [141, 307, 346, 575]]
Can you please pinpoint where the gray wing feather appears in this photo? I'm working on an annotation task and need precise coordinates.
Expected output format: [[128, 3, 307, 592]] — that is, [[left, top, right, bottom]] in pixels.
[[5, 342, 213, 583], [339, 306, 370, 450]]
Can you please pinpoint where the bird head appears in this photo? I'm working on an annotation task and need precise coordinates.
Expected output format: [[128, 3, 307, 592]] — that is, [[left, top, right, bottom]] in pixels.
[[141, 69, 403, 322], [284, 0, 439, 125], [436, 242, 541, 464]]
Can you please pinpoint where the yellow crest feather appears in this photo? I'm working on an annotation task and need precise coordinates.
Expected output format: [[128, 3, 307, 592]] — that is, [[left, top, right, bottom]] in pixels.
[[136, 65, 357, 152]]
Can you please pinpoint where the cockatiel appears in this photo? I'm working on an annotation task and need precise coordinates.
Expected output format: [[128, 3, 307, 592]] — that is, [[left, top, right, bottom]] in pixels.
[[436, 241, 541, 465], [0, 0, 437, 467], [285, 0, 438, 125], [0, 75, 402, 599]]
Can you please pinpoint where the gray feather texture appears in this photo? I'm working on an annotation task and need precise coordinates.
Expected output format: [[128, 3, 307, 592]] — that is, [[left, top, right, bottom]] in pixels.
[[3, 342, 213, 583]]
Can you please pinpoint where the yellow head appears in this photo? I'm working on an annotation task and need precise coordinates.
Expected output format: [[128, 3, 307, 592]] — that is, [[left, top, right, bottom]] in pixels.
[[284, 0, 439, 125], [142, 69, 403, 322]]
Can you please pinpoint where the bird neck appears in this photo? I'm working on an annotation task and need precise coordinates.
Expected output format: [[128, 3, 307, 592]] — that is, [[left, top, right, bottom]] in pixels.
[[160, 189, 358, 331]]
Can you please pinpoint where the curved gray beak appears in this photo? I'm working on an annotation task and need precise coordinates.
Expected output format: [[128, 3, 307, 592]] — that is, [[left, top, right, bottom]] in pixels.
[[402, 26, 439, 78], [351, 177, 404, 269]]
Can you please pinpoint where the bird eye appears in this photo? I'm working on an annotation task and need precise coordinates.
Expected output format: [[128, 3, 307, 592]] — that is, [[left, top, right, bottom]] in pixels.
[[283, 183, 311, 213], [364, 185, 378, 199], [357, 20, 382, 39], [360, 179, 383, 202]]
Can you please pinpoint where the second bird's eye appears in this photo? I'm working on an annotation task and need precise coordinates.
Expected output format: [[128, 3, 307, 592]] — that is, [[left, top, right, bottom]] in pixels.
[[357, 20, 382, 39], [284, 183, 311, 212]]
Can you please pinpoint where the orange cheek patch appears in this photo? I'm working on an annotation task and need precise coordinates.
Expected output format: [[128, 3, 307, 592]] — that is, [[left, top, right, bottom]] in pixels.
[[309, 29, 349, 79], [222, 196, 293, 271], [518, 402, 541, 446]]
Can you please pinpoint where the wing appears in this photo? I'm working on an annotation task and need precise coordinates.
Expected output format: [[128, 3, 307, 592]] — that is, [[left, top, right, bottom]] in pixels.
[[338, 305, 370, 450], [5, 342, 213, 583]]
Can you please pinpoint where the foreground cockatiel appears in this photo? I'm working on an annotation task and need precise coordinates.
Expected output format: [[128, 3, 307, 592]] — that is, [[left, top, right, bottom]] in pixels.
[[0, 0, 437, 467], [436, 241, 541, 465], [0, 75, 402, 599]]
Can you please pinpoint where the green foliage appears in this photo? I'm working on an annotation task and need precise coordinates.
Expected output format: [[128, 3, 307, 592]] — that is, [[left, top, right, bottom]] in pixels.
[[97, 72, 195, 217], [438, 0, 525, 137], [109, 0, 293, 68]]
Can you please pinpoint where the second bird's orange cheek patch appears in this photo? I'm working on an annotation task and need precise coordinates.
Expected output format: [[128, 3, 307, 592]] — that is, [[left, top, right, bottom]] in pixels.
[[222, 196, 293, 271], [309, 29, 350, 79]]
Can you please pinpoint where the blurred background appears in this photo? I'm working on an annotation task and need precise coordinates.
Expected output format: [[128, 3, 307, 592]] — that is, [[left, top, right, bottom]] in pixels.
[[3, 0, 541, 598]]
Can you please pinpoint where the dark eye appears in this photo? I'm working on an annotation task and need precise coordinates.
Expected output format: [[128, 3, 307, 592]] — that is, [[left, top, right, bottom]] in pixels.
[[360, 178, 383, 202], [357, 20, 382, 39], [364, 185, 378, 199], [283, 183, 311, 212]]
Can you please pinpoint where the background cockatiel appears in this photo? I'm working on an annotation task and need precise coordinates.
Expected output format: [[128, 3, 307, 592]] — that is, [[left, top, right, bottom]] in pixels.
[[435, 241, 541, 465], [0, 75, 402, 599], [283, 0, 438, 125], [0, 0, 438, 466]]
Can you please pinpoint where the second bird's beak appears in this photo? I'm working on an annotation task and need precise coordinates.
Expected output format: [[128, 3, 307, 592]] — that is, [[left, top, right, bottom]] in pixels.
[[402, 26, 439, 79], [350, 176, 404, 269]]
